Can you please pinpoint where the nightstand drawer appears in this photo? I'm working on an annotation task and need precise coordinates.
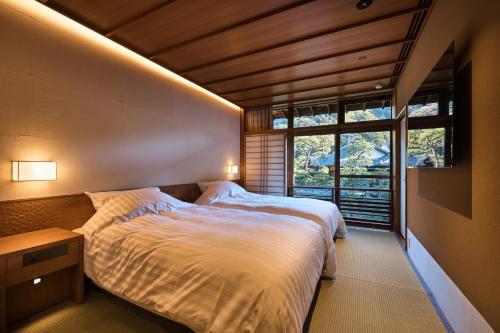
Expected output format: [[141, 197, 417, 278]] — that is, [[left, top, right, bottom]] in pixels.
[[6, 240, 80, 287]]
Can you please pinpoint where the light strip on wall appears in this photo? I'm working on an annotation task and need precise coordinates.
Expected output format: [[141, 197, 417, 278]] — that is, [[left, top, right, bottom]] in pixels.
[[2, 0, 242, 112]]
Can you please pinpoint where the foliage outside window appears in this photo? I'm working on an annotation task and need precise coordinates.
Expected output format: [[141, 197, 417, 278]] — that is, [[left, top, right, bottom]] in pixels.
[[407, 128, 446, 167], [272, 109, 288, 129], [293, 104, 337, 128], [345, 101, 391, 122], [340, 132, 390, 176], [294, 134, 335, 187]]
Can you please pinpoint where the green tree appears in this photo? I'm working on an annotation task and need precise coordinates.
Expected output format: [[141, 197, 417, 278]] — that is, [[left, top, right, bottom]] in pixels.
[[408, 128, 445, 167]]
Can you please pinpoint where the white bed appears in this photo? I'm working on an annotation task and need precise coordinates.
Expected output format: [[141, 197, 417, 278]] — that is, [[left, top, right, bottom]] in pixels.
[[77, 189, 331, 333], [195, 181, 348, 240]]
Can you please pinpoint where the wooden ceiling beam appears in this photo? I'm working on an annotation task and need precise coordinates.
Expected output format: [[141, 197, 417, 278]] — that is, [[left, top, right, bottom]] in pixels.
[[218, 59, 405, 95], [176, 4, 430, 73], [233, 74, 398, 102], [148, 0, 315, 59], [204, 38, 413, 85], [243, 88, 395, 109], [105, 0, 178, 37]]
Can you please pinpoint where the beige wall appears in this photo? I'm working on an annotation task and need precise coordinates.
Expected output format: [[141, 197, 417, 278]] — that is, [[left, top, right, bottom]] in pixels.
[[397, 0, 500, 330], [0, 0, 241, 201]]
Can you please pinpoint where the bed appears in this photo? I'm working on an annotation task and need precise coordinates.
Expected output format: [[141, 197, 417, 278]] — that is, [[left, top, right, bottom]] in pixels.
[[195, 181, 348, 240], [77, 188, 331, 333]]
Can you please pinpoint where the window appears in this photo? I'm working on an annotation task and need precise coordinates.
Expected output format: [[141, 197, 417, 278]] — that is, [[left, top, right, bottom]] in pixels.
[[340, 131, 391, 176], [408, 93, 439, 117], [407, 127, 446, 167], [293, 134, 335, 199], [243, 94, 395, 227], [272, 108, 288, 129], [345, 99, 391, 123], [293, 103, 338, 127]]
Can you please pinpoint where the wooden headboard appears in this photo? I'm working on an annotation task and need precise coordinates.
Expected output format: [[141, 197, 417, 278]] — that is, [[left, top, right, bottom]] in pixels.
[[0, 183, 203, 237]]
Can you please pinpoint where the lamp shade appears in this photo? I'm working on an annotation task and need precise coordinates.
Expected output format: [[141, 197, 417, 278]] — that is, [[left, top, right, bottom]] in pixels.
[[225, 165, 239, 174], [12, 161, 57, 181]]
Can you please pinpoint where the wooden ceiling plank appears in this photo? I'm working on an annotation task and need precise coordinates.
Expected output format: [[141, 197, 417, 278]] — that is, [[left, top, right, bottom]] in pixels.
[[203, 38, 412, 85], [182, 13, 412, 83], [105, 0, 178, 37], [148, 0, 315, 59], [175, 4, 429, 73], [243, 88, 395, 109], [217, 60, 404, 95], [233, 74, 398, 102]]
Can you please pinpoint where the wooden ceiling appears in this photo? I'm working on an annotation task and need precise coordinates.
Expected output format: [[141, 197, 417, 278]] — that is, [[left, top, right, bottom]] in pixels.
[[40, 0, 432, 109]]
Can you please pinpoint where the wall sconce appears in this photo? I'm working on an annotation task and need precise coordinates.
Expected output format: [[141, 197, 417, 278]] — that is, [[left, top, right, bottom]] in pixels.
[[12, 161, 57, 181], [225, 165, 239, 174]]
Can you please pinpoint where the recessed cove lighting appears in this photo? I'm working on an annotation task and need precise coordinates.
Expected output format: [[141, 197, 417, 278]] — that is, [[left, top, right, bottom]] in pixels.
[[4, 0, 241, 112], [358, 56, 367, 61], [374, 83, 383, 90], [356, 0, 373, 10]]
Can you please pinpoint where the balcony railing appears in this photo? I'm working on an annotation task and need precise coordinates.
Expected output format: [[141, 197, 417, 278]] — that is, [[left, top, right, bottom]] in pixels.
[[290, 185, 393, 228]]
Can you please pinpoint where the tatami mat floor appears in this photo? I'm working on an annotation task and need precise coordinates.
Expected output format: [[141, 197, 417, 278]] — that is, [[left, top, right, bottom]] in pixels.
[[10, 227, 448, 333]]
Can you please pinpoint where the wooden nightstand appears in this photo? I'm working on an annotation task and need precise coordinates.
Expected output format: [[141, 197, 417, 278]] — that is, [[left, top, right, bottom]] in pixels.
[[0, 228, 84, 333]]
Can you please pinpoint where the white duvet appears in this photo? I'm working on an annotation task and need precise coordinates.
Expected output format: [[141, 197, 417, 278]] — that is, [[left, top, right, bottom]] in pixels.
[[78, 191, 330, 333], [195, 181, 347, 239]]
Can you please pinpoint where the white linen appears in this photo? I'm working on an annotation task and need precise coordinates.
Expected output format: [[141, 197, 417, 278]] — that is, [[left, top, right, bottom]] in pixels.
[[79, 202, 329, 333], [84, 186, 161, 210], [195, 181, 347, 240], [196, 181, 219, 193]]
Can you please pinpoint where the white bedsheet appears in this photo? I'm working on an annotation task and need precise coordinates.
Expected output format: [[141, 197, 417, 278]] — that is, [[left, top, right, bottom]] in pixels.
[[195, 188, 347, 238], [80, 205, 329, 333]]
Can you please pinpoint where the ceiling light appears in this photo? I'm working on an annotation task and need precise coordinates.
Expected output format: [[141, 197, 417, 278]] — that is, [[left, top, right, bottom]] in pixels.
[[358, 56, 367, 61], [374, 83, 383, 90], [356, 0, 373, 10]]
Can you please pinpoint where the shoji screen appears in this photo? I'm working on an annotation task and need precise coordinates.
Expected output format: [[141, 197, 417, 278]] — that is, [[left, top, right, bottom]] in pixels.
[[244, 133, 286, 196]]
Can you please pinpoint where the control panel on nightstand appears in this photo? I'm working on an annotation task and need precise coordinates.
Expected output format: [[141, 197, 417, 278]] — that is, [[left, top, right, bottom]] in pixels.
[[0, 228, 84, 333]]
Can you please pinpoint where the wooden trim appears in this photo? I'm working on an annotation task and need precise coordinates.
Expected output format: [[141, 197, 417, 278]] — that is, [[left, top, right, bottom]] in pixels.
[[149, 0, 315, 59], [105, 0, 178, 37], [240, 110, 246, 186], [234, 75, 399, 102], [177, 5, 430, 73], [0, 256, 5, 333], [203, 39, 412, 85], [407, 115, 452, 129], [220, 60, 405, 95]]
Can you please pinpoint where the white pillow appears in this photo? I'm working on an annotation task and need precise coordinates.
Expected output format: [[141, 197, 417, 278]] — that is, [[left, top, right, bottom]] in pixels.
[[197, 181, 221, 193], [80, 190, 192, 239], [195, 181, 246, 205], [84, 187, 160, 210]]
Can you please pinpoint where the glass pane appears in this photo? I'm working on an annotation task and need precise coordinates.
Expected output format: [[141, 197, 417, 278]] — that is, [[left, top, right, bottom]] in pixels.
[[340, 131, 390, 176], [340, 177, 390, 190], [408, 128, 446, 167], [272, 108, 288, 129], [294, 134, 335, 187], [345, 100, 391, 122], [293, 187, 333, 201], [293, 103, 338, 127], [408, 93, 439, 117]]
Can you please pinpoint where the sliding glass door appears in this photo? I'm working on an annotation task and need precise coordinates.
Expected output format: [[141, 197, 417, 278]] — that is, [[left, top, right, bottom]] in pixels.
[[339, 131, 392, 226]]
